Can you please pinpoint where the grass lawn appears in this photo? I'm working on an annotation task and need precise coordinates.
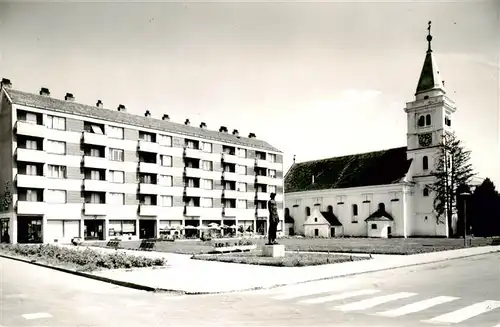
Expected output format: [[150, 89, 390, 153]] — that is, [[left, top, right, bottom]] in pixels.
[[192, 250, 370, 267], [86, 236, 500, 256]]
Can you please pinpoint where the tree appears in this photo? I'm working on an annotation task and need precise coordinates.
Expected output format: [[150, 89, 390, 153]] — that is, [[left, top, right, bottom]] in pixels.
[[470, 178, 500, 236], [0, 181, 12, 212], [431, 131, 475, 237]]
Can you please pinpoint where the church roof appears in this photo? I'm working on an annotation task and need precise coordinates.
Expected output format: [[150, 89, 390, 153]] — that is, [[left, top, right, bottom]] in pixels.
[[415, 21, 445, 95], [285, 146, 412, 193], [4, 88, 282, 153], [321, 211, 342, 226]]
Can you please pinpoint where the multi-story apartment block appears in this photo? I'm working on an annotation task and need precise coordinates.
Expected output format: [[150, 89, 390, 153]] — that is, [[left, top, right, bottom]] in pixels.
[[0, 79, 284, 244]]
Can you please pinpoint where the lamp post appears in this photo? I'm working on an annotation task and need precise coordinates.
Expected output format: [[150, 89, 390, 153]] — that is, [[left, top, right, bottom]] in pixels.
[[460, 191, 471, 246]]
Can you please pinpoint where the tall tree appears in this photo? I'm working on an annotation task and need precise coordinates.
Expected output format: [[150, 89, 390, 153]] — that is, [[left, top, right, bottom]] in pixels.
[[470, 178, 500, 236], [431, 131, 475, 237]]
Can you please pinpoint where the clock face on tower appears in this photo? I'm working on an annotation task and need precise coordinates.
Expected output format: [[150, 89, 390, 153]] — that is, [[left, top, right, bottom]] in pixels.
[[419, 133, 432, 147]]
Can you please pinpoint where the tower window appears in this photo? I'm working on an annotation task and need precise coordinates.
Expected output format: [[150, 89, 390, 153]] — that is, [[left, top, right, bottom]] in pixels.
[[445, 116, 452, 127], [418, 116, 425, 127], [423, 187, 429, 197], [425, 114, 431, 126], [423, 156, 429, 170]]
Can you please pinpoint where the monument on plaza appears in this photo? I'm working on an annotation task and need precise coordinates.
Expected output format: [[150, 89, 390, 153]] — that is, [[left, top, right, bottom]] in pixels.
[[263, 192, 285, 257]]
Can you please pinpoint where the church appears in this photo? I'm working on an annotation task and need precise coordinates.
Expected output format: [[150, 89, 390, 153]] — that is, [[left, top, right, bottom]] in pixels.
[[284, 23, 459, 238]]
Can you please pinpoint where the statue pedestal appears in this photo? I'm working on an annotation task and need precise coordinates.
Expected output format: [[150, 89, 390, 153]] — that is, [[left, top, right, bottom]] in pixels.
[[262, 244, 285, 258]]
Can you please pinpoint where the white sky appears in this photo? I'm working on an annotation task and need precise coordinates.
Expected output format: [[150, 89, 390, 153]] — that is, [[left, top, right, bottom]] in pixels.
[[0, 1, 499, 184]]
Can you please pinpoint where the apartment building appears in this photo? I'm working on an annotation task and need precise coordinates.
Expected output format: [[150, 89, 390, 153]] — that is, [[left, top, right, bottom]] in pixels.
[[0, 79, 284, 244]]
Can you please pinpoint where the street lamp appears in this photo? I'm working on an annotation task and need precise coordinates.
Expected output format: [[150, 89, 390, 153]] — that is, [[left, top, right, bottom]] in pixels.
[[460, 191, 472, 246]]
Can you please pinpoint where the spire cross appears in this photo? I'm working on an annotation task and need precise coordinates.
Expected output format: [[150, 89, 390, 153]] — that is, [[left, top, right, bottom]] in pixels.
[[426, 21, 433, 52]]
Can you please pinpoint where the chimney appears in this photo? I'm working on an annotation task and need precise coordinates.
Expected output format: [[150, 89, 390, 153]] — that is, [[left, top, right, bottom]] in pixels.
[[200, 122, 207, 129], [64, 93, 75, 101], [232, 129, 239, 136], [1, 78, 12, 89], [96, 100, 103, 108], [248, 132, 256, 139], [144, 110, 151, 117], [184, 119, 190, 126], [117, 104, 126, 112], [39, 87, 50, 96], [219, 126, 228, 133], [162, 114, 170, 121]]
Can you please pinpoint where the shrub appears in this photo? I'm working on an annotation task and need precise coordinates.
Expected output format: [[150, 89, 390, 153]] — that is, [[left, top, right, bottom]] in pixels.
[[0, 244, 166, 271]]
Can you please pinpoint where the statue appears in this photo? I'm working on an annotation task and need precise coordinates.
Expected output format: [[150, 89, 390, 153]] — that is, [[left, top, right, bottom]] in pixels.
[[267, 192, 279, 245]]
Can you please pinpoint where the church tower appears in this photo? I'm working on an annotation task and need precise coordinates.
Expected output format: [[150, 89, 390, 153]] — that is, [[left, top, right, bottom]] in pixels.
[[404, 21, 457, 237]]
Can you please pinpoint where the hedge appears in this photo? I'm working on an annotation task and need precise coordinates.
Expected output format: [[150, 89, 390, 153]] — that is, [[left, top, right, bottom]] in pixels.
[[0, 244, 166, 271]]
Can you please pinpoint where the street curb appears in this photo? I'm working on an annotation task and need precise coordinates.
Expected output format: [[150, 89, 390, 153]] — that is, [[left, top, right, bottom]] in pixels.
[[1, 248, 498, 296], [0, 253, 186, 295]]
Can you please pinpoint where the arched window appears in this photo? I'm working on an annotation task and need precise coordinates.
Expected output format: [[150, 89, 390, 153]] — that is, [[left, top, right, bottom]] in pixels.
[[327, 205, 333, 213], [423, 187, 429, 197], [423, 156, 429, 170], [418, 116, 425, 127], [352, 204, 358, 216], [378, 203, 385, 211], [305, 206, 311, 216], [426, 114, 431, 126]]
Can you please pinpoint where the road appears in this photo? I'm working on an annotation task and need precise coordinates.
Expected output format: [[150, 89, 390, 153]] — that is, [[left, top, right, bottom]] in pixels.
[[1, 252, 499, 327]]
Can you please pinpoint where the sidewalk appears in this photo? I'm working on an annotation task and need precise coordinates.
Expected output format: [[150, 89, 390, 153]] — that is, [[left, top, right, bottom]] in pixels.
[[57, 244, 500, 294]]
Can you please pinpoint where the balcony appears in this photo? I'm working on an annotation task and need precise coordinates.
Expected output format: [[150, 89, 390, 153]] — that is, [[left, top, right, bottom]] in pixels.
[[223, 208, 239, 217], [84, 203, 107, 216], [256, 208, 268, 218], [256, 175, 276, 185], [17, 201, 46, 215], [185, 206, 203, 216], [16, 174, 46, 189], [139, 204, 158, 216], [139, 183, 160, 194], [256, 192, 269, 201], [221, 153, 239, 164], [185, 167, 205, 178], [139, 162, 158, 174], [222, 171, 239, 181], [16, 148, 46, 163], [138, 140, 159, 153], [222, 189, 240, 199], [185, 187, 206, 197], [184, 148, 204, 159], [84, 180, 108, 192], [83, 156, 108, 169], [83, 132, 108, 147], [16, 121, 46, 138]]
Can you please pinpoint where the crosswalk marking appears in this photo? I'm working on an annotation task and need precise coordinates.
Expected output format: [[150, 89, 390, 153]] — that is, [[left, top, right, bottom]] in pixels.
[[272, 283, 355, 300], [299, 289, 381, 304], [422, 300, 500, 324], [374, 296, 460, 317], [333, 292, 417, 312]]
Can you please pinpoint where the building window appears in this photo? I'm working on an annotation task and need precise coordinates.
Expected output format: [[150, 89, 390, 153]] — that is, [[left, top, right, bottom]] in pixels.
[[159, 135, 172, 147], [109, 170, 124, 183], [26, 164, 38, 176], [201, 197, 213, 208], [201, 179, 213, 190], [237, 199, 247, 209], [423, 156, 429, 170], [89, 170, 101, 180], [202, 142, 212, 153], [142, 195, 153, 205], [26, 139, 38, 150], [26, 189, 40, 202], [445, 116, 452, 127], [201, 160, 213, 171], [423, 187, 429, 197], [109, 148, 124, 162], [85, 123, 104, 134], [426, 114, 431, 126], [25, 112, 38, 124], [159, 195, 173, 207], [107, 126, 124, 139], [352, 204, 358, 216], [371, 224, 377, 230], [236, 165, 246, 175], [418, 116, 425, 127], [185, 139, 197, 149], [268, 169, 276, 178], [237, 148, 247, 158], [378, 203, 385, 211], [46, 140, 66, 155], [47, 165, 66, 179], [46, 115, 66, 130], [314, 218, 317, 222], [109, 220, 136, 236], [139, 132, 154, 142], [237, 182, 247, 192], [88, 193, 102, 204], [158, 175, 173, 186], [108, 192, 124, 205], [268, 185, 276, 194], [305, 206, 311, 216], [268, 153, 276, 162], [327, 205, 333, 213], [45, 190, 66, 204], [161, 155, 172, 167], [314, 229, 319, 237]]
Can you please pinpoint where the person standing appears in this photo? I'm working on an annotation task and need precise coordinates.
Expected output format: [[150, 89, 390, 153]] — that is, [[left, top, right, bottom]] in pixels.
[[267, 192, 280, 245]]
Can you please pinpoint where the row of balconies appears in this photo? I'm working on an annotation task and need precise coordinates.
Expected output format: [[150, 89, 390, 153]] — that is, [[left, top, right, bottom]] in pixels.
[[15, 200, 270, 217], [15, 121, 280, 168]]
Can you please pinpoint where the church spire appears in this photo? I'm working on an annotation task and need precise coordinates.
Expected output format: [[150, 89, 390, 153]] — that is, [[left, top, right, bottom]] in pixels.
[[415, 21, 446, 96]]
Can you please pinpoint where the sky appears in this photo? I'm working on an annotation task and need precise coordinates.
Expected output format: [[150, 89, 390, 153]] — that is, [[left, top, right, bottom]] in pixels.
[[0, 1, 499, 185]]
